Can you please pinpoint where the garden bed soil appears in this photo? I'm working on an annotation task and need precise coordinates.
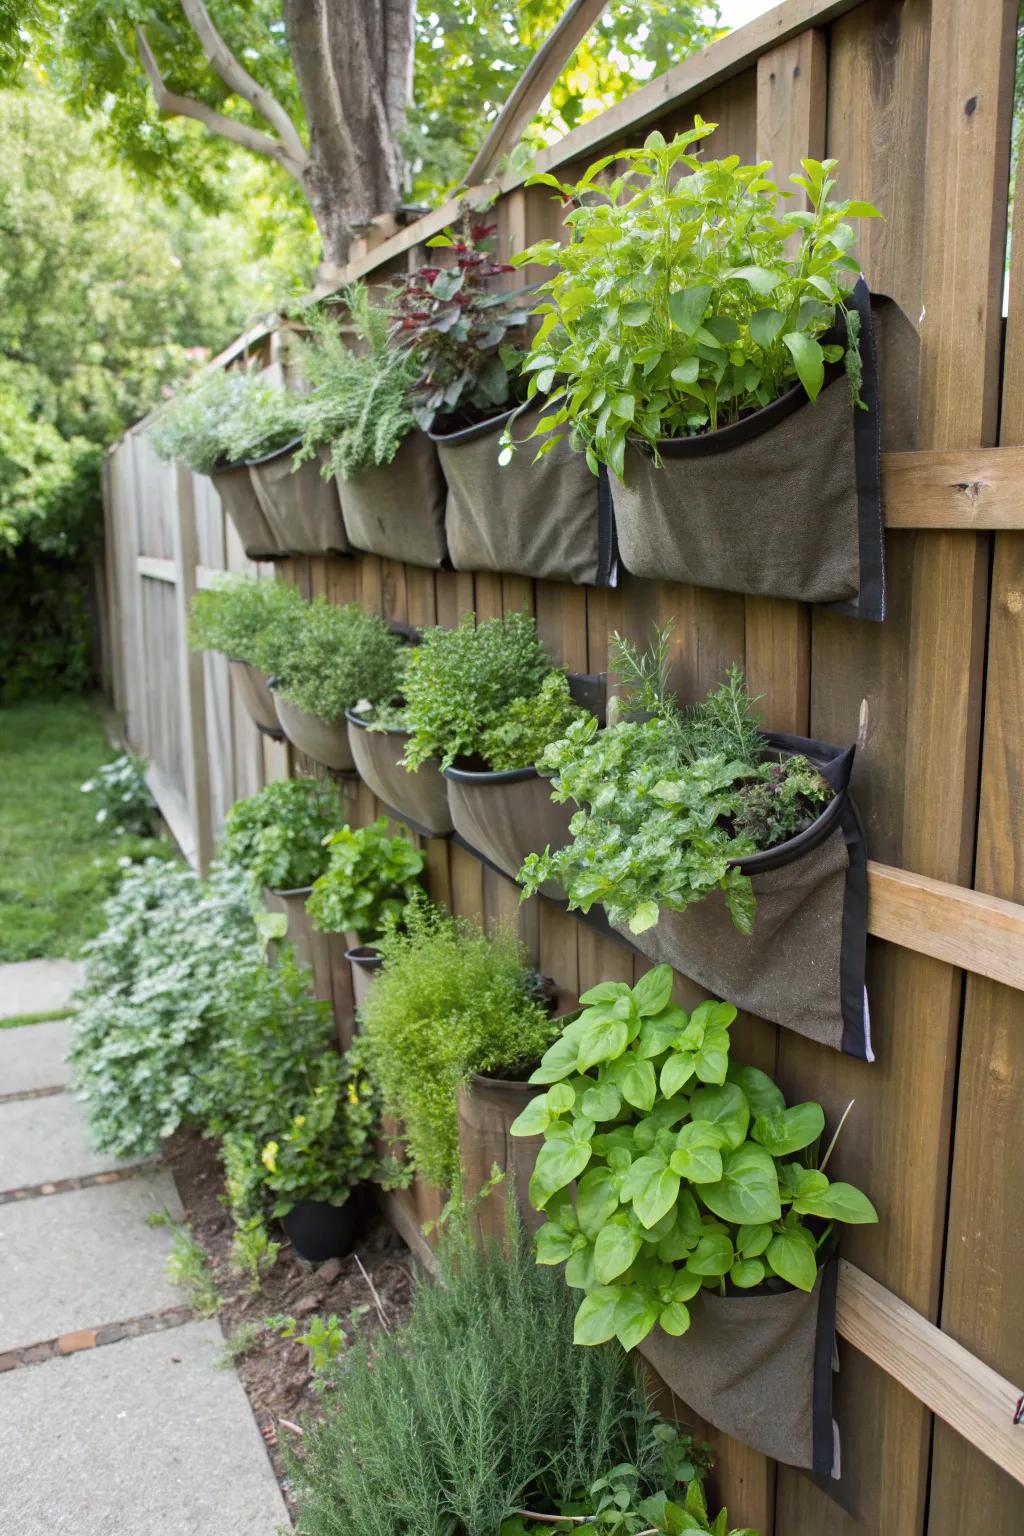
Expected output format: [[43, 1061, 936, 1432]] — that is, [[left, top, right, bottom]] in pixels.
[[164, 1128, 414, 1513]]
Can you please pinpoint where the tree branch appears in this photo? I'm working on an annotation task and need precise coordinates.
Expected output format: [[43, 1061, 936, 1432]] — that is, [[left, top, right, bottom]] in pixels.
[[178, 0, 309, 171], [135, 27, 307, 183]]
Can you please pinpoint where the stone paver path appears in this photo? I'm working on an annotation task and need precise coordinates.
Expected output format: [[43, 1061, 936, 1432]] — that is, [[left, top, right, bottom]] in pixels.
[[0, 958, 83, 1019], [0, 962, 291, 1534]]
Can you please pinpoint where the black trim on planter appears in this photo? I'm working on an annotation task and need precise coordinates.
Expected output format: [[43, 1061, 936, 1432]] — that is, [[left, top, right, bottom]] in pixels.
[[388, 619, 423, 645], [838, 798, 871, 1060], [596, 463, 618, 588], [812, 1249, 841, 1480], [827, 278, 886, 623], [729, 733, 854, 875], [244, 435, 302, 468]]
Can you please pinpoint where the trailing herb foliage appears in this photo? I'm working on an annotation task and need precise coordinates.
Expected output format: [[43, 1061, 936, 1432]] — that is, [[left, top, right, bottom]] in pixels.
[[511, 1469, 756, 1536], [293, 283, 418, 480], [521, 636, 832, 935], [79, 753, 155, 838], [402, 611, 583, 772], [306, 817, 425, 939], [393, 211, 532, 432], [273, 597, 404, 723], [219, 778, 341, 892], [150, 368, 304, 473], [512, 966, 876, 1351], [360, 902, 557, 1189], [291, 1210, 701, 1536], [506, 121, 879, 478], [68, 861, 261, 1159], [187, 574, 303, 672]]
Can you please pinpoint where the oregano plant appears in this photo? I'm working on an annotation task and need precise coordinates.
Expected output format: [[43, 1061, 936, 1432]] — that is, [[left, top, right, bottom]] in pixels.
[[503, 118, 880, 479], [511, 965, 877, 1351]]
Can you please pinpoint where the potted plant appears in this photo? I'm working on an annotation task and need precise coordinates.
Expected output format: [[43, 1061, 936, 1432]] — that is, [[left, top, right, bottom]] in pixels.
[[401, 610, 594, 894], [305, 816, 425, 1017], [395, 212, 613, 586], [219, 777, 341, 997], [522, 631, 871, 1058], [271, 597, 404, 771], [358, 901, 559, 1206], [346, 691, 455, 837], [293, 283, 449, 568], [188, 574, 303, 737], [508, 123, 888, 619], [512, 965, 877, 1473], [149, 369, 288, 559]]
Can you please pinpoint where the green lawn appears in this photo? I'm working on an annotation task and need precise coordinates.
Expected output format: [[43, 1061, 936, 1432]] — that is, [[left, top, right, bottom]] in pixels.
[[0, 696, 166, 963]]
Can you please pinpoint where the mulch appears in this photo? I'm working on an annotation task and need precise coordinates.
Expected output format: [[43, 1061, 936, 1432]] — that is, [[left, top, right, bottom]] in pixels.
[[164, 1128, 415, 1512]]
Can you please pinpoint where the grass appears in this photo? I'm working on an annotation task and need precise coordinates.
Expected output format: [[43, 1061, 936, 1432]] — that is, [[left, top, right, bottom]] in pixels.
[[0, 695, 167, 964], [0, 1008, 73, 1030]]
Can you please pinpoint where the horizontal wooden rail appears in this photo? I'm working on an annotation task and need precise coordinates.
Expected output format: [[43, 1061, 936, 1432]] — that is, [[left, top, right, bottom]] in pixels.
[[137, 557, 222, 587], [837, 1262, 1024, 1487], [867, 862, 1024, 990], [883, 447, 1024, 528]]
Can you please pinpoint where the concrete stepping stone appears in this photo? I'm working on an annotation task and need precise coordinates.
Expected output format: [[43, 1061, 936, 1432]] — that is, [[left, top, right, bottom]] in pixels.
[[0, 1019, 72, 1096], [0, 959, 83, 1020], [0, 1094, 145, 1191], [0, 1172, 185, 1353], [0, 1319, 290, 1534]]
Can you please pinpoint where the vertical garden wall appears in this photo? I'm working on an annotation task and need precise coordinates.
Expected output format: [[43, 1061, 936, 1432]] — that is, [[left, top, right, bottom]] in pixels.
[[101, 1, 1024, 1532]]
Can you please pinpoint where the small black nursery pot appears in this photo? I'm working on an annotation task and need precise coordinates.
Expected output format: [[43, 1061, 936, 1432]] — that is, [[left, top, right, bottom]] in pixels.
[[638, 1251, 840, 1476], [346, 943, 384, 1010], [247, 441, 349, 557], [208, 460, 281, 560], [338, 430, 449, 568], [430, 397, 616, 586], [280, 1197, 359, 1263], [620, 732, 871, 1059], [345, 709, 454, 837], [612, 283, 910, 621]]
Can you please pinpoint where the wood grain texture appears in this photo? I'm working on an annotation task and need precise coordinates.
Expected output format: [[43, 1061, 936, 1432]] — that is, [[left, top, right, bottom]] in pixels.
[[867, 860, 1024, 988]]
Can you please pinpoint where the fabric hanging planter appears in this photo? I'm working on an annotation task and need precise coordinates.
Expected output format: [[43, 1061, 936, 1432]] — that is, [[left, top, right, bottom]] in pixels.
[[617, 732, 870, 1059], [208, 460, 281, 560], [345, 710, 453, 837], [273, 694, 355, 772], [262, 885, 337, 1002], [457, 1072, 545, 1244], [228, 659, 283, 738], [338, 430, 449, 568], [430, 396, 616, 587], [637, 1252, 840, 1475], [247, 441, 349, 557], [444, 762, 574, 898], [611, 281, 894, 620]]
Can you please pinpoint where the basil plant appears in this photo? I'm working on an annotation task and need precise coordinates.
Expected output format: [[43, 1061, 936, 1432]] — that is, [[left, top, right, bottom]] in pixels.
[[511, 965, 877, 1351], [505, 117, 880, 478]]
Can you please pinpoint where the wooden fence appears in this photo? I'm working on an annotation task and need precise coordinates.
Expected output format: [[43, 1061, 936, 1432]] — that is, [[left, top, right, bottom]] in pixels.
[[101, 1, 1024, 1531]]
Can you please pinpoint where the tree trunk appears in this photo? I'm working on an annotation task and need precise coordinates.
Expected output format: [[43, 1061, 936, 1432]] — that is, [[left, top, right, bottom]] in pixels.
[[283, 0, 415, 268]]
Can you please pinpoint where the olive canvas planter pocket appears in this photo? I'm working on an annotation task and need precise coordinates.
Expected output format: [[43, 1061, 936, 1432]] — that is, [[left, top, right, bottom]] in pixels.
[[430, 398, 616, 586], [274, 696, 355, 772], [444, 761, 574, 899], [619, 733, 871, 1059], [248, 441, 349, 557], [345, 710, 453, 837], [611, 281, 892, 620], [208, 460, 281, 560], [262, 885, 336, 1002], [228, 659, 283, 738], [339, 430, 449, 568], [457, 1072, 545, 1244], [637, 1254, 840, 1476]]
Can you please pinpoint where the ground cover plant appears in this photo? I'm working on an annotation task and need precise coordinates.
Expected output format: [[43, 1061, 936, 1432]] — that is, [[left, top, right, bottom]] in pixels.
[[219, 778, 341, 891], [79, 752, 155, 838], [306, 817, 424, 940], [401, 610, 584, 772], [0, 696, 168, 963], [150, 367, 305, 472], [290, 1207, 713, 1536], [293, 283, 419, 480], [359, 901, 557, 1189], [273, 597, 404, 724], [521, 631, 833, 935], [187, 574, 304, 673], [512, 966, 876, 1351], [505, 122, 879, 478]]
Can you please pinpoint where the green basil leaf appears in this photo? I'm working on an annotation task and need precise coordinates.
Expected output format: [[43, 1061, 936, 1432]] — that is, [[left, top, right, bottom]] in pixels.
[[730, 1258, 766, 1289], [529, 1034, 580, 1084], [576, 1166, 622, 1238], [620, 301, 652, 327], [613, 1288, 660, 1350], [660, 1050, 696, 1098], [576, 1014, 630, 1072], [794, 1180, 878, 1224], [509, 1094, 550, 1136], [726, 1064, 784, 1117], [573, 1286, 624, 1345], [736, 1221, 773, 1258], [529, 1132, 593, 1207], [669, 1122, 724, 1184], [668, 285, 712, 337], [685, 1231, 733, 1277], [594, 1214, 644, 1283], [688, 1082, 750, 1149], [606, 1055, 657, 1112], [752, 1101, 825, 1157], [727, 265, 783, 295], [629, 1161, 682, 1230], [766, 1231, 818, 1291], [580, 1081, 622, 1121], [632, 964, 674, 1017], [546, 1081, 576, 1114], [658, 1301, 692, 1337], [783, 330, 825, 400], [699, 1144, 781, 1226], [535, 1221, 578, 1264]]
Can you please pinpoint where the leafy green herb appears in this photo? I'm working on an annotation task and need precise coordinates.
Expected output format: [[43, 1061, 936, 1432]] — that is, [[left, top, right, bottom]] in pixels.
[[187, 574, 304, 673], [506, 122, 879, 478], [230, 1217, 281, 1293], [272, 597, 403, 723], [513, 966, 876, 1351], [150, 367, 304, 473], [306, 817, 425, 940], [219, 778, 341, 892], [147, 1210, 223, 1318], [79, 752, 154, 838], [510, 1464, 755, 1536]]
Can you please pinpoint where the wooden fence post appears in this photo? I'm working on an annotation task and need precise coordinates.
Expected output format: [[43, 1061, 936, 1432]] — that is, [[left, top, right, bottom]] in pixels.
[[172, 461, 214, 872]]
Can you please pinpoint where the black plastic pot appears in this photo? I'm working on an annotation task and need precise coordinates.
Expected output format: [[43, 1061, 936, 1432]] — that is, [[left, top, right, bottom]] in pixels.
[[346, 944, 384, 1009], [280, 1197, 359, 1263]]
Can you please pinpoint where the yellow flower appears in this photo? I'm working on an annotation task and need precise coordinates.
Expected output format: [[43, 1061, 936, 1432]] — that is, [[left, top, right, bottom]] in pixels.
[[261, 1140, 279, 1174], [293, 1114, 306, 1128], [347, 1082, 360, 1105]]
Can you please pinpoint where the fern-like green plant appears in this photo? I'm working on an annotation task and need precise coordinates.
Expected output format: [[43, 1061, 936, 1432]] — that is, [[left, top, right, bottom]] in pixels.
[[293, 283, 419, 480]]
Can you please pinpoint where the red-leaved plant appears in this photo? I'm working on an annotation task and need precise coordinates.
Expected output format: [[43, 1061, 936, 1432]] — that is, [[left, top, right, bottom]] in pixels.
[[391, 210, 533, 433]]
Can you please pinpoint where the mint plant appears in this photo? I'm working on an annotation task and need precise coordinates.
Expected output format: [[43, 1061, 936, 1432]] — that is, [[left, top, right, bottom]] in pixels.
[[219, 778, 341, 891], [511, 965, 876, 1351], [306, 816, 424, 940], [504, 120, 879, 478]]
